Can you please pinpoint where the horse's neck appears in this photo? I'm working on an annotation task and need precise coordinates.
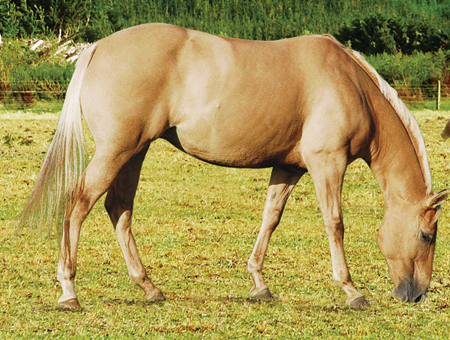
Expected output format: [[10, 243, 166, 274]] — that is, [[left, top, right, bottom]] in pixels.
[[336, 39, 432, 205], [369, 105, 430, 206]]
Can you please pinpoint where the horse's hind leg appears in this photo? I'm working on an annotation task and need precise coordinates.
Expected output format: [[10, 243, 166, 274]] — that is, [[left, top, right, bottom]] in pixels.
[[104, 147, 165, 302], [57, 148, 142, 308], [248, 166, 305, 299]]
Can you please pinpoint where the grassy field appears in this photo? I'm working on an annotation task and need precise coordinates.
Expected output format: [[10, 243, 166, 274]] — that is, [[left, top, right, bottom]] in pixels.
[[1, 108, 450, 339]]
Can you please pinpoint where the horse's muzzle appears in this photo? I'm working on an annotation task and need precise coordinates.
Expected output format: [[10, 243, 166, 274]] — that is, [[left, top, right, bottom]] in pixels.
[[392, 276, 427, 303]]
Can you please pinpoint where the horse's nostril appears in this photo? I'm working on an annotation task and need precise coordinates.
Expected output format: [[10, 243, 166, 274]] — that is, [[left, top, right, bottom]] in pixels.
[[414, 294, 426, 303]]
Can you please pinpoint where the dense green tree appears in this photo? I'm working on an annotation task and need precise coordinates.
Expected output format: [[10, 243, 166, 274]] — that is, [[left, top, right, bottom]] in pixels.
[[2, 0, 450, 54], [0, 0, 47, 38], [336, 13, 450, 55], [46, 0, 91, 40]]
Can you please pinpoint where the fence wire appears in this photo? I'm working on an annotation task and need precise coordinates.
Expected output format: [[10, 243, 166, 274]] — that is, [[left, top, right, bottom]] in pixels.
[[1, 82, 449, 106]]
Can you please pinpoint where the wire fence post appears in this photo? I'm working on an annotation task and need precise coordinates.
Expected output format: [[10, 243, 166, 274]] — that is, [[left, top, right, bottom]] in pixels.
[[436, 80, 441, 110]]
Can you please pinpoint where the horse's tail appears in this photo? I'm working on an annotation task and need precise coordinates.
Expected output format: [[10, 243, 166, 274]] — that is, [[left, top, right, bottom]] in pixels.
[[18, 42, 98, 238]]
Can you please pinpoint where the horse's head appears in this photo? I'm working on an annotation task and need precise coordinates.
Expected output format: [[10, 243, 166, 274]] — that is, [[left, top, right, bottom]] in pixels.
[[377, 190, 449, 303]]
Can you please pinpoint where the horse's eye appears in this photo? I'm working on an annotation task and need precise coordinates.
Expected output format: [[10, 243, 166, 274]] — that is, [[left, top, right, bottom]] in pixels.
[[420, 230, 434, 244]]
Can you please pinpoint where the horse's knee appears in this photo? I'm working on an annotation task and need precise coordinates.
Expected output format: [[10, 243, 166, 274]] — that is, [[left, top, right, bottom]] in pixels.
[[324, 219, 344, 239], [262, 210, 282, 229]]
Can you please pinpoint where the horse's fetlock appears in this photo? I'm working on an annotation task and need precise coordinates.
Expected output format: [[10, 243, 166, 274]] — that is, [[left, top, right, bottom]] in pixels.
[[247, 260, 260, 274]]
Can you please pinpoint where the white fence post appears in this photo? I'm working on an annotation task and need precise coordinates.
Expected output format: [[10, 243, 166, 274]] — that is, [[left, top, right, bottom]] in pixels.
[[436, 80, 441, 110]]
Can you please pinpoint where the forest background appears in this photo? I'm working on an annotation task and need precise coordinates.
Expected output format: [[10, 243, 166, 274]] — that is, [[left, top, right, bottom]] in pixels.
[[1, 0, 450, 108]]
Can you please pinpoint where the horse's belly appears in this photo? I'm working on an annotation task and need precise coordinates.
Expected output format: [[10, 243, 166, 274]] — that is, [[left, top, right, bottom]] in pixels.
[[165, 109, 302, 168]]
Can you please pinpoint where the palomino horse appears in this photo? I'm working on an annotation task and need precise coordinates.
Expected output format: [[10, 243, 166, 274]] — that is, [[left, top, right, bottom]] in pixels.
[[441, 120, 450, 141], [20, 23, 448, 309]]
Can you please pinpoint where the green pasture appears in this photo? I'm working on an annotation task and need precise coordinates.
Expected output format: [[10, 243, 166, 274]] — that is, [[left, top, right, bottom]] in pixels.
[[1, 108, 450, 338]]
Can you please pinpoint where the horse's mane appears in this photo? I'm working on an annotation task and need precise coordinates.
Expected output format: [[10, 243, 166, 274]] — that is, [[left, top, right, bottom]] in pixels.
[[322, 35, 432, 194]]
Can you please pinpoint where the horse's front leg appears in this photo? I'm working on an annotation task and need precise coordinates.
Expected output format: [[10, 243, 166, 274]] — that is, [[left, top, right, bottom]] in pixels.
[[306, 150, 370, 308], [248, 166, 304, 299]]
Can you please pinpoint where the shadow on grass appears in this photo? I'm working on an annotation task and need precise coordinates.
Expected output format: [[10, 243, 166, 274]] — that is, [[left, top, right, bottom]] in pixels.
[[31, 305, 86, 313], [97, 294, 359, 312], [29, 294, 367, 316]]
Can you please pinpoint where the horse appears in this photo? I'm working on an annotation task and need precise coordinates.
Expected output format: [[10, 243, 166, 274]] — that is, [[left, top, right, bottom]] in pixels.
[[19, 23, 448, 309], [441, 119, 450, 141]]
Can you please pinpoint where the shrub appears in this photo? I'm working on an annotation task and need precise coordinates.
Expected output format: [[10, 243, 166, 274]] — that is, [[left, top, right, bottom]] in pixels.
[[0, 38, 75, 106], [335, 13, 450, 55], [366, 50, 450, 103]]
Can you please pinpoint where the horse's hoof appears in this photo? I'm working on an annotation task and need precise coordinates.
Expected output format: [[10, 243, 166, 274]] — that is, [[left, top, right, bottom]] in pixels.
[[250, 288, 274, 301], [144, 290, 166, 302], [57, 298, 81, 309], [347, 296, 370, 309], [151, 291, 166, 301]]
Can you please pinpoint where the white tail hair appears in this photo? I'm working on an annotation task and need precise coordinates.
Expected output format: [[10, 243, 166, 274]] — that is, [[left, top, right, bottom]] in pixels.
[[18, 43, 98, 238]]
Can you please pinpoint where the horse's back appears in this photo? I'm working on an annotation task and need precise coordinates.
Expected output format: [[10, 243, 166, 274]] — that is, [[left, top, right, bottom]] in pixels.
[[80, 24, 375, 168]]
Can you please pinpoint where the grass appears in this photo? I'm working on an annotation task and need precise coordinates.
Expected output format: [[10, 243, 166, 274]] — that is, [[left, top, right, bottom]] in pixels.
[[406, 100, 450, 112], [1, 108, 450, 338], [0, 100, 64, 115]]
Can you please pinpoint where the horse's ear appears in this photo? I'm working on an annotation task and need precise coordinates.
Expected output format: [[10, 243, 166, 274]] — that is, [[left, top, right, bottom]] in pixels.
[[426, 189, 450, 209]]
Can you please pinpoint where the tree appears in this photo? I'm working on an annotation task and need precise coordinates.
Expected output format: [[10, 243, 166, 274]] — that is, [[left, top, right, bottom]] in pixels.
[[0, 0, 47, 38], [46, 0, 91, 40], [335, 13, 450, 55]]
